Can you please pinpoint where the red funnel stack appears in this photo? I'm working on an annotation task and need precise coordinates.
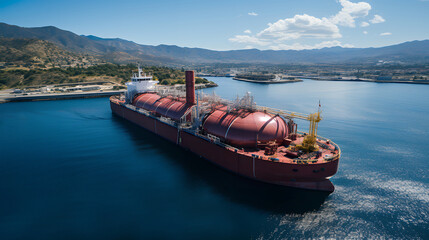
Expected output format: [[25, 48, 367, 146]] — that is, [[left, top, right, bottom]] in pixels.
[[185, 70, 196, 105]]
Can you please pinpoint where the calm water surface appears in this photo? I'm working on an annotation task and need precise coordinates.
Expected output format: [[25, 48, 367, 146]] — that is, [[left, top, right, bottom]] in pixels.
[[0, 78, 428, 239]]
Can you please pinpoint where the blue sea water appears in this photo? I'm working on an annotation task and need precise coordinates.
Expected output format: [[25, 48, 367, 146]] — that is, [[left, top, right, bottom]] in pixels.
[[0, 77, 428, 239]]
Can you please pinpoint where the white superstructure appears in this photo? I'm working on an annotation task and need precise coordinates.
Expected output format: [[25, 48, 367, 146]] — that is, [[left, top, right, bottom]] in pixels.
[[125, 66, 158, 103]]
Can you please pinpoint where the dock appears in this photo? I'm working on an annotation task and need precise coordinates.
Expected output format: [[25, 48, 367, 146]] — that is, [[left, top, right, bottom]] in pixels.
[[0, 83, 218, 103], [0, 90, 125, 103]]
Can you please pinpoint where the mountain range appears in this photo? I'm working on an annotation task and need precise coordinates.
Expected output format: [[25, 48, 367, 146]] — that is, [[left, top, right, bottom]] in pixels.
[[1, 22, 428, 65]]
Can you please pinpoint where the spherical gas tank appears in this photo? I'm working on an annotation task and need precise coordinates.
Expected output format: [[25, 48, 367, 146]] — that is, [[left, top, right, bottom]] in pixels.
[[133, 93, 192, 121], [203, 110, 288, 147]]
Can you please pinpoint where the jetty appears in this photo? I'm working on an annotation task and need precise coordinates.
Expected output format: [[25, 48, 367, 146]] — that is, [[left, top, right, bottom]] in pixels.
[[0, 83, 217, 103]]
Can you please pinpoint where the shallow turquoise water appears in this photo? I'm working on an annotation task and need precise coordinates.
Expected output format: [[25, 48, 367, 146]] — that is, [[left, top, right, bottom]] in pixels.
[[0, 78, 428, 239]]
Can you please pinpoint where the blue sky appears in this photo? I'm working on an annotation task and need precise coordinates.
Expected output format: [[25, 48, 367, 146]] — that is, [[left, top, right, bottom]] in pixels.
[[1, 0, 428, 50]]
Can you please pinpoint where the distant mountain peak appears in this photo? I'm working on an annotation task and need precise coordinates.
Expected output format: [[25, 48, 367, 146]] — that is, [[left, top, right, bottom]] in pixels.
[[0, 22, 428, 65], [84, 35, 129, 42]]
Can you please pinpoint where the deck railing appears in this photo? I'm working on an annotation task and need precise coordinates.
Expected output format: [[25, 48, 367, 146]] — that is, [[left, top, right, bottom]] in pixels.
[[119, 100, 340, 164]]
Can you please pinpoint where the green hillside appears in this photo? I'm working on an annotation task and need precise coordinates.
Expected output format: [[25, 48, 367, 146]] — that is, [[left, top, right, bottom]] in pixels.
[[0, 38, 104, 69], [0, 64, 213, 89], [0, 37, 212, 90]]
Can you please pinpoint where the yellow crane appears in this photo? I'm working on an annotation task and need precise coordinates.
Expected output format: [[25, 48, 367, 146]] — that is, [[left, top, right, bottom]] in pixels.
[[259, 106, 322, 152]]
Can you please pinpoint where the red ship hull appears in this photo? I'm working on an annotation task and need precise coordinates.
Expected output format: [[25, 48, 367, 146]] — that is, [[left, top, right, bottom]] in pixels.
[[110, 99, 340, 192]]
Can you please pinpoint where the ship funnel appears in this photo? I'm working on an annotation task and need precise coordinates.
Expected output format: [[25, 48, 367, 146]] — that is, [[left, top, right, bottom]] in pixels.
[[185, 70, 196, 105]]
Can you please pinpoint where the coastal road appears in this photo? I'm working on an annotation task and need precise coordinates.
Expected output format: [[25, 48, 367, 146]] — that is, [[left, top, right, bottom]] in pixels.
[[0, 90, 125, 103]]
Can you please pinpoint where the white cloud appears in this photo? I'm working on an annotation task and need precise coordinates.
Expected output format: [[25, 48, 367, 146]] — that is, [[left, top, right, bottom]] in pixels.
[[330, 0, 372, 27], [269, 40, 354, 50], [370, 14, 385, 24], [360, 21, 370, 27], [380, 32, 392, 36], [228, 35, 269, 46], [229, 0, 374, 50], [258, 14, 341, 40]]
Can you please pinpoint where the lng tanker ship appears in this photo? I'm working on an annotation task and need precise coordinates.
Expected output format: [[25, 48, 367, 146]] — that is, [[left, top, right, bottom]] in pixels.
[[110, 67, 340, 192]]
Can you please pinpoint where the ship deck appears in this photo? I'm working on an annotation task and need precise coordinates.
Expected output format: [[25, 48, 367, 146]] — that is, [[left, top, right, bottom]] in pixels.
[[237, 135, 340, 165], [111, 96, 340, 166]]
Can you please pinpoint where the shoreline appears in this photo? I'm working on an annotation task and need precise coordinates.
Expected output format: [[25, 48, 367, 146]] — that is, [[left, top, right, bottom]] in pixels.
[[0, 90, 125, 103], [0, 83, 217, 103], [305, 77, 429, 84], [232, 77, 302, 84]]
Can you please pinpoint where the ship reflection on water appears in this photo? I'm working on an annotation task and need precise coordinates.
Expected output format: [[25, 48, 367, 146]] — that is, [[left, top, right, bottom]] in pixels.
[[112, 115, 330, 215]]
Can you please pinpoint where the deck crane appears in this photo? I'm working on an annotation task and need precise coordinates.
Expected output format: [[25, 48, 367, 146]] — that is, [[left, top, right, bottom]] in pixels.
[[258, 106, 322, 152]]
